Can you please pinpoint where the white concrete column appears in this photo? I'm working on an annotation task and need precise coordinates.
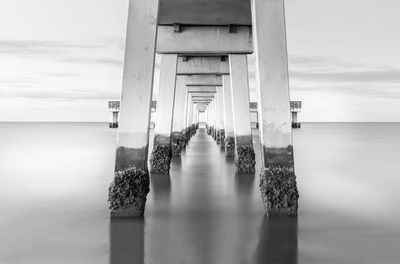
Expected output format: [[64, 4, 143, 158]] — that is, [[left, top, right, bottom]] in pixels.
[[222, 75, 235, 157], [171, 76, 187, 156], [216, 86, 225, 146], [115, 0, 159, 172], [229, 54, 255, 173], [112, 0, 159, 217], [150, 54, 178, 174], [251, 0, 299, 216]]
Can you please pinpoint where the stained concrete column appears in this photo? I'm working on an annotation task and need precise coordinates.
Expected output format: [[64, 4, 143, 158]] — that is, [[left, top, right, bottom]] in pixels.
[[183, 91, 191, 143], [229, 54, 255, 173], [110, 0, 159, 217], [150, 54, 178, 174], [171, 76, 187, 157], [210, 100, 216, 140], [216, 86, 225, 148], [251, 0, 299, 216], [187, 98, 194, 139], [222, 75, 235, 157]]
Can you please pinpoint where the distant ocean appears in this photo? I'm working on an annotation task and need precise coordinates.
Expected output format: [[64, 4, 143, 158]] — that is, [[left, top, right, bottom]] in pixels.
[[0, 122, 399, 263]]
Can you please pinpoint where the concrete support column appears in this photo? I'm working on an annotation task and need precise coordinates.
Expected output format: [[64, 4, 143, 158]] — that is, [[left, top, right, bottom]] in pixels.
[[110, 111, 119, 128], [251, 0, 299, 216], [183, 91, 191, 143], [217, 86, 225, 148], [222, 75, 235, 157], [229, 54, 255, 173], [150, 54, 178, 174], [109, 0, 159, 217], [211, 100, 217, 140], [171, 76, 187, 157]]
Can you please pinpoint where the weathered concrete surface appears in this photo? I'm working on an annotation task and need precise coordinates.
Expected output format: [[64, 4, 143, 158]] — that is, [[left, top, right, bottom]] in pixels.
[[177, 57, 229, 75], [186, 75, 222, 86], [251, 0, 298, 216], [157, 26, 253, 54]]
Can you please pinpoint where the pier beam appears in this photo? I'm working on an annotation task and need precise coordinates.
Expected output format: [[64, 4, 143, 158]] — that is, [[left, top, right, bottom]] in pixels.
[[229, 54, 255, 173], [150, 54, 178, 174], [251, 0, 299, 216], [171, 76, 187, 157], [222, 75, 235, 157], [109, 0, 158, 217]]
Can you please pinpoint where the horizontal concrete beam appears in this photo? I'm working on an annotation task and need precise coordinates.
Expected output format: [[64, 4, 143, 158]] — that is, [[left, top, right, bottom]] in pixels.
[[177, 57, 229, 75], [188, 86, 217, 93], [157, 26, 253, 54], [185, 75, 222, 86]]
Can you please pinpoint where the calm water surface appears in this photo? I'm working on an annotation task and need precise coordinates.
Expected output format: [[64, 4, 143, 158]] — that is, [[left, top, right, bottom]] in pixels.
[[0, 122, 399, 264]]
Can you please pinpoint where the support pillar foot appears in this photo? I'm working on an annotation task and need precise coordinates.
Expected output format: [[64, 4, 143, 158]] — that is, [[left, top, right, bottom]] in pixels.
[[259, 146, 299, 216], [108, 167, 150, 217], [150, 137, 172, 174], [225, 136, 235, 157], [171, 132, 185, 157], [219, 129, 225, 149], [235, 143, 256, 173]]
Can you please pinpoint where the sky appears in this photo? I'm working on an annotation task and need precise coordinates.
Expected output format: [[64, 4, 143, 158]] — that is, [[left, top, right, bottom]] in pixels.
[[0, 0, 399, 122]]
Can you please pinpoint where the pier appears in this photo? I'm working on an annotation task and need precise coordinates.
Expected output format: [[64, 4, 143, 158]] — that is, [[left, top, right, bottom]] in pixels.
[[109, 0, 299, 218]]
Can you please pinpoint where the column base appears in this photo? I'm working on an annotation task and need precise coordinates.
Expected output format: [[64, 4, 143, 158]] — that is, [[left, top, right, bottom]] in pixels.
[[259, 165, 299, 216], [292, 122, 301, 128], [171, 132, 185, 157], [220, 129, 225, 149], [216, 130, 221, 144], [190, 124, 197, 137], [109, 122, 118, 128], [150, 143, 172, 174], [108, 167, 150, 217], [235, 142, 256, 173], [225, 136, 235, 157]]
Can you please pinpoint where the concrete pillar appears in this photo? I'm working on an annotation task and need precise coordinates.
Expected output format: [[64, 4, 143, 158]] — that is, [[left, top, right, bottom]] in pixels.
[[183, 91, 191, 143], [150, 54, 178, 174], [216, 86, 225, 148], [251, 0, 299, 216], [210, 100, 217, 140], [109, 111, 119, 128], [171, 76, 186, 157], [110, 0, 159, 217], [229, 54, 255, 173], [222, 75, 235, 157]]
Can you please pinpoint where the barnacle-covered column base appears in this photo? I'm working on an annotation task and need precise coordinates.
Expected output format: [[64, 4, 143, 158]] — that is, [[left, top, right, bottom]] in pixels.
[[171, 132, 185, 157], [108, 167, 150, 217], [150, 135, 172, 174], [225, 136, 235, 157], [234, 136, 255, 173], [259, 146, 299, 216], [219, 129, 225, 149]]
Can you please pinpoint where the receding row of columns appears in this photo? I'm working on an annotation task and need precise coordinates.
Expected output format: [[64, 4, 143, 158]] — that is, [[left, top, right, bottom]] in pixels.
[[109, 0, 299, 218]]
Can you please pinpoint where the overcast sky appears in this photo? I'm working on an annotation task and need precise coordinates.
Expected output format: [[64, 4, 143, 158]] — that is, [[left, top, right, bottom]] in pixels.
[[0, 0, 399, 122]]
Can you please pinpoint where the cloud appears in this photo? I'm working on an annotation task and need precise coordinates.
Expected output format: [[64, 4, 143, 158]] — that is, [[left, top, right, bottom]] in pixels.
[[0, 39, 124, 67]]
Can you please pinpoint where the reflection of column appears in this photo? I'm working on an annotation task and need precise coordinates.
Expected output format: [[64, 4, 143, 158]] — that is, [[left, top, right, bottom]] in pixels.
[[110, 0, 158, 217], [229, 54, 255, 173], [255, 217, 298, 264], [150, 54, 178, 174], [171, 76, 186, 157], [110, 218, 145, 264], [223, 75, 235, 157], [251, 0, 299, 216]]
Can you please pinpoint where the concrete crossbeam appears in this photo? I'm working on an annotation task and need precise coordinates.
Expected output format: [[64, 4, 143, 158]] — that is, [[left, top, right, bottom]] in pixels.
[[185, 75, 222, 86], [157, 26, 253, 54], [177, 56, 229, 75]]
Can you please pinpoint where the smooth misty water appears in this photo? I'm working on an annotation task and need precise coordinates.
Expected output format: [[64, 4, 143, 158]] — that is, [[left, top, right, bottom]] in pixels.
[[0, 122, 399, 264]]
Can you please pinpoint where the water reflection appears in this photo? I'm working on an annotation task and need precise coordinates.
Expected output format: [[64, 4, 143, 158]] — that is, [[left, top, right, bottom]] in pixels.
[[255, 216, 298, 264], [109, 218, 145, 264]]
